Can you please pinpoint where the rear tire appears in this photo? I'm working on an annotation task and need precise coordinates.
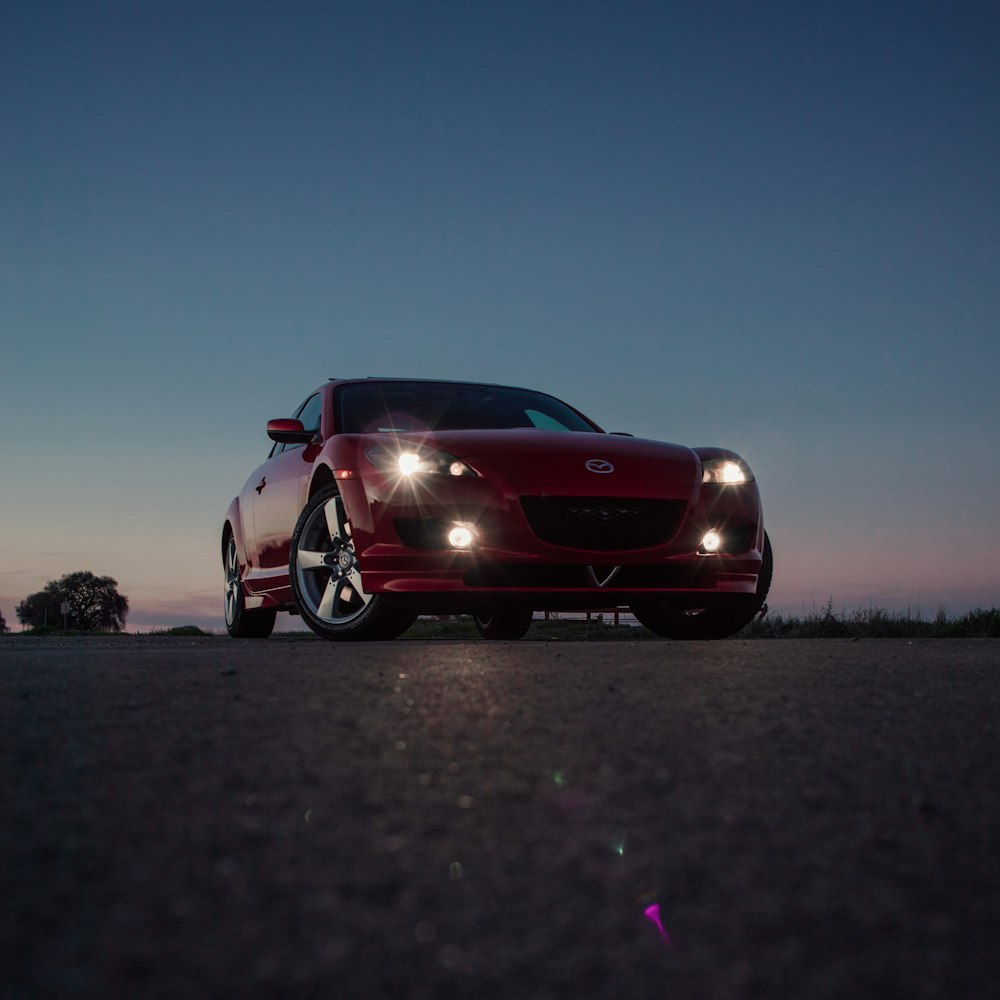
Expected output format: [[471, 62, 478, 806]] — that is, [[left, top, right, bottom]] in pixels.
[[472, 607, 534, 640], [632, 533, 773, 640], [224, 532, 277, 638]]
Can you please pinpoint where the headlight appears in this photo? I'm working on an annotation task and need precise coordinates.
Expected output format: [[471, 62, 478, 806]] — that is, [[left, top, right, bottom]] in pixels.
[[365, 445, 478, 478], [702, 458, 753, 484]]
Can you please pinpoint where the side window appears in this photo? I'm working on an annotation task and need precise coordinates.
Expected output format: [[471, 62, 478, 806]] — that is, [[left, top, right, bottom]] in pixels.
[[273, 393, 323, 455], [296, 393, 323, 435]]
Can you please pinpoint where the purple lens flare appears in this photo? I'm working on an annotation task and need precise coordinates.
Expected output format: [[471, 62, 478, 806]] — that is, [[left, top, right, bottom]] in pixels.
[[643, 903, 674, 950]]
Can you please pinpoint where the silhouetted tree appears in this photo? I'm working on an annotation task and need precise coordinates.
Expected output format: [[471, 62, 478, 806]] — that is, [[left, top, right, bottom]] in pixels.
[[17, 572, 129, 632], [0, 608, 8, 633], [15, 591, 63, 630]]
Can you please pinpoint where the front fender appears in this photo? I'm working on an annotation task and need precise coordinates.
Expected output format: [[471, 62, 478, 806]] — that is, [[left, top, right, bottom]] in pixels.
[[223, 496, 251, 574]]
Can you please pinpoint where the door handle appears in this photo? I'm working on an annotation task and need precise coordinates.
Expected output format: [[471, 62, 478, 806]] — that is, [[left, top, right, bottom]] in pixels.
[[255, 477, 266, 494]]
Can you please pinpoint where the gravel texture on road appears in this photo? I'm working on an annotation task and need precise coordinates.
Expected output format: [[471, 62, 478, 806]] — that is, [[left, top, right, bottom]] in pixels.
[[2, 637, 998, 999]]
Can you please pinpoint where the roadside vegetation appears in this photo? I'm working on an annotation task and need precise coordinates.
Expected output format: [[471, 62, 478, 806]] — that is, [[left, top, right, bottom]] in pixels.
[[431, 605, 1000, 639], [4, 606, 998, 639], [742, 602, 1000, 639], [5, 625, 209, 638]]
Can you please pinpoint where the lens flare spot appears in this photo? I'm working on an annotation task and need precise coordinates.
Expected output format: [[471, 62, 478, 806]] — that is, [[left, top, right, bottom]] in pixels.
[[448, 525, 474, 548], [644, 903, 674, 949], [398, 452, 422, 475], [700, 530, 722, 553]]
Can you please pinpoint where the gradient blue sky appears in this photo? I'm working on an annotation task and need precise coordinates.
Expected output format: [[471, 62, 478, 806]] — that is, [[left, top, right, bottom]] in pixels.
[[3, 0, 998, 630]]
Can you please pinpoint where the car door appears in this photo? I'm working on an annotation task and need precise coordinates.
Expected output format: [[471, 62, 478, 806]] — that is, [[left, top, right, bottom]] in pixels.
[[248, 393, 324, 592]]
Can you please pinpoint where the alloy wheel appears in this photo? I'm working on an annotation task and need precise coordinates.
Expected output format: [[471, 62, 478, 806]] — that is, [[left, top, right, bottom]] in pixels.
[[224, 534, 241, 627], [294, 493, 372, 625]]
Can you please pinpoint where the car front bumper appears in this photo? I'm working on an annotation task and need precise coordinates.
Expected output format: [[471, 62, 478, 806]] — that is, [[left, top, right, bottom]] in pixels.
[[339, 471, 765, 613]]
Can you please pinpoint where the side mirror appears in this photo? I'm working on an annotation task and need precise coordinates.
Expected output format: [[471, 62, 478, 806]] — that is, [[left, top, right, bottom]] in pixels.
[[267, 418, 315, 444]]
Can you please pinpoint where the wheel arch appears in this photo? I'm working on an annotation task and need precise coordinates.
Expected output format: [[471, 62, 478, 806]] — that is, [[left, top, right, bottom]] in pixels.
[[308, 463, 336, 500], [222, 496, 243, 562]]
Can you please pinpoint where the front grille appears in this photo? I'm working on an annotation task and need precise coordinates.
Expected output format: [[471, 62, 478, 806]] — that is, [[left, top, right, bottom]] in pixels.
[[520, 496, 687, 551]]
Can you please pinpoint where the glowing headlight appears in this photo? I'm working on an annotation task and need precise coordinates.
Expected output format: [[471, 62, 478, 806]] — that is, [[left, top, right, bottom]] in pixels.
[[365, 445, 477, 478], [397, 452, 422, 475], [702, 458, 751, 484]]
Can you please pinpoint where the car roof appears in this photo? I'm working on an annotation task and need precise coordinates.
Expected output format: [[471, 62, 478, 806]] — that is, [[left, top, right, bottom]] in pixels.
[[327, 377, 508, 388]]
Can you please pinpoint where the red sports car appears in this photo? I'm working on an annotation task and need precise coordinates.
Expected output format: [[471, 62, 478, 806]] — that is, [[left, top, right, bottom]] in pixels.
[[223, 378, 771, 640]]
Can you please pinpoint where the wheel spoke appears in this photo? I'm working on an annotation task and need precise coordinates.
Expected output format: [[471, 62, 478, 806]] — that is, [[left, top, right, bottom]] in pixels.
[[316, 577, 340, 620], [323, 498, 345, 542], [317, 575, 361, 620], [345, 566, 368, 600], [296, 547, 328, 571]]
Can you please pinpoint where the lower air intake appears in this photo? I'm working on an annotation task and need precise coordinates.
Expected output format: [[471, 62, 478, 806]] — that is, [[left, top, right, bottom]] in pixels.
[[520, 496, 687, 551]]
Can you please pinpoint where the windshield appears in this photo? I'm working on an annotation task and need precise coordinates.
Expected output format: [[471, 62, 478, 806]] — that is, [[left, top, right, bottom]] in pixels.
[[336, 381, 601, 435]]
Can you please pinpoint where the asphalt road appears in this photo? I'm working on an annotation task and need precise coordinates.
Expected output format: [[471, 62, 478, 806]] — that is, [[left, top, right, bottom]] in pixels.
[[2, 636, 998, 999]]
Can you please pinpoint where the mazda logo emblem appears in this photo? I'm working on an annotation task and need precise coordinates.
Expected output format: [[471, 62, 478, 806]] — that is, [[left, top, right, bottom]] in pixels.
[[585, 459, 614, 474]]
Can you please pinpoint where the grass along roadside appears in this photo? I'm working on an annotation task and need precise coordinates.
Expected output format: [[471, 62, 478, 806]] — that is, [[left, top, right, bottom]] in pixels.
[[743, 602, 1000, 639], [4, 605, 999, 639]]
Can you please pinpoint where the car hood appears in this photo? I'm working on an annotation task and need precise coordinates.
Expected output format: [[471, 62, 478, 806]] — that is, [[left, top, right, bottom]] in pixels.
[[397, 429, 701, 500]]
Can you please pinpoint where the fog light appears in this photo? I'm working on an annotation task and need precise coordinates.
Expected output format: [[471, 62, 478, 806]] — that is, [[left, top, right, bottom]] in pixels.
[[448, 524, 475, 549], [700, 530, 723, 553]]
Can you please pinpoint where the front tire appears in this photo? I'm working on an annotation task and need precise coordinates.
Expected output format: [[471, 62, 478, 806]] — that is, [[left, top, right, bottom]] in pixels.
[[289, 484, 416, 641], [472, 607, 534, 639], [224, 532, 277, 638], [632, 533, 773, 640]]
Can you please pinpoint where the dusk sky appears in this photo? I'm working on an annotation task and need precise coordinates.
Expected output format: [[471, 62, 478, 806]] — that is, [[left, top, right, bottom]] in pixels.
[[3, 0, 998, 631]]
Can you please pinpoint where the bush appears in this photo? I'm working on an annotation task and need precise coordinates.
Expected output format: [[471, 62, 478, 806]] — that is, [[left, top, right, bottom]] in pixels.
[[942, 609, 1000, 638]]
